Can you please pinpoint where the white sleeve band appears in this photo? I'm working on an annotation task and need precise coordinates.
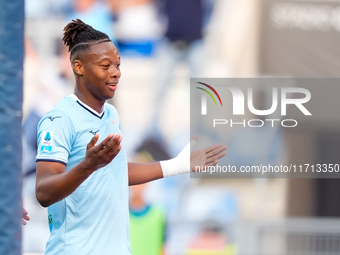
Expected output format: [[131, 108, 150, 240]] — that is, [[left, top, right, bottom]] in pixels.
[[160, 139, 197, 178]]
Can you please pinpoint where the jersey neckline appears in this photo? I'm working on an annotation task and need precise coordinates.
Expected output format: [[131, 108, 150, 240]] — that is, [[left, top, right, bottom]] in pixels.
[[70, 94, 105, 119]]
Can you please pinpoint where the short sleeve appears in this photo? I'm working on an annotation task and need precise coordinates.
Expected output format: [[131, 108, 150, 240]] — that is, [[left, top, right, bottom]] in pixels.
[[36, 111, 74, 166]]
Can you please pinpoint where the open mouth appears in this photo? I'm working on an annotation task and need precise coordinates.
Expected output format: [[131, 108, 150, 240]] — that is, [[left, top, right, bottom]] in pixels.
[[107, 83, 117, 90]]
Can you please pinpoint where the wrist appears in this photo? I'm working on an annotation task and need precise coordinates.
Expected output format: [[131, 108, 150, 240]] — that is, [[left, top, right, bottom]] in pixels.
[[160, 158, 180, 178], [78, 159, 95, 176], [160, 141, 192, 178]]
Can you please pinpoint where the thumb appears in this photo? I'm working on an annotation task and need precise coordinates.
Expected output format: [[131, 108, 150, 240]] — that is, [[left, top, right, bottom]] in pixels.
[[190, 134, 198, 151], [87, 133, 99, 149]]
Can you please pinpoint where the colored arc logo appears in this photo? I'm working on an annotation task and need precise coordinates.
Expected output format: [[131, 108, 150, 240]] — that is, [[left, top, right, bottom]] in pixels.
[[196, 82, 223, 106]]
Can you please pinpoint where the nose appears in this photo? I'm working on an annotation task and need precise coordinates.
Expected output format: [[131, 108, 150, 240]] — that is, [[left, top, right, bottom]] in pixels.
[[109, 65, 121, 79]]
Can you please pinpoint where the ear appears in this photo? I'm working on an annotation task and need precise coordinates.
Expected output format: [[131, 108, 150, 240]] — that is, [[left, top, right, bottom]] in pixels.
[[73, 60, 84, 76]]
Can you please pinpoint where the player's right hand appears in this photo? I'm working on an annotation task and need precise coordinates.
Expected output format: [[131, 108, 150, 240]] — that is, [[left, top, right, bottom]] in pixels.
[[81, 133, 122, 173]]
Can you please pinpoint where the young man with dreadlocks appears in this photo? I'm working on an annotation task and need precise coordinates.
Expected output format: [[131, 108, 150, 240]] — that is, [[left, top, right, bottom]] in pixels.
[[35, 19, 227, 255]]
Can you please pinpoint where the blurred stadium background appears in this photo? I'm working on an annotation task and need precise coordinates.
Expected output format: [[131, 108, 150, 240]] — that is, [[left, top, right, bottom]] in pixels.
[[1, 0, 340, 254]]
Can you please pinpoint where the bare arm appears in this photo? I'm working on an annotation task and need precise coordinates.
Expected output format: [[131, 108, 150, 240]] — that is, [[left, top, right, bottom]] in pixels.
[[36, 161, 92, 207], [128, 162, 163, 186], [36, 133, 122, 207]]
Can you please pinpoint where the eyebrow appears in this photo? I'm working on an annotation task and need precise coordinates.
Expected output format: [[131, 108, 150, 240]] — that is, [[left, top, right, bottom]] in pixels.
[[98, 57, 121, 61]]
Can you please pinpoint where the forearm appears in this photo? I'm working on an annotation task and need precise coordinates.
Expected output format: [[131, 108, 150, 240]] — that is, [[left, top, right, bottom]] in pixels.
[[36, 162, 92, 207], [128, 162, 163, 186]]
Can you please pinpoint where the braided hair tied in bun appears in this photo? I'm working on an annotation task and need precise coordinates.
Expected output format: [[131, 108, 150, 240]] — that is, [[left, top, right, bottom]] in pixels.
[[62, 19, 111, 58]]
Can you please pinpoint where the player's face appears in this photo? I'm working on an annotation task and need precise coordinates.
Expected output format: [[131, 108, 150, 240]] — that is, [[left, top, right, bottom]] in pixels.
[[81, 42, 121, 100]]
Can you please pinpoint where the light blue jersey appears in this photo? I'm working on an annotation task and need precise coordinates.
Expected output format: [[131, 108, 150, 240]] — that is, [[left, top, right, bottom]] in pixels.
[[36, 94, 131, 255]]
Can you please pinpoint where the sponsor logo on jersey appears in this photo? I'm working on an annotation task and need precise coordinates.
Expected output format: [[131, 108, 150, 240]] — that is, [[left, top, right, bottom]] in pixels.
[[47, 116, 61, 121], [89, 130, 99, 135]]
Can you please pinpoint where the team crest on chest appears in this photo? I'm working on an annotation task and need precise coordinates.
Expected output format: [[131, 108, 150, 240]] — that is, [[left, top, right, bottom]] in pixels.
[[110, 119, 117, 126], [110, 119, 122, 134]]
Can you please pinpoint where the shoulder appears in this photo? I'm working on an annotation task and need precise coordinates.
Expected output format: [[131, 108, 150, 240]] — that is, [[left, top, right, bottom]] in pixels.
[[38, 96, 77, 129], [105, 102, 118, 114], [53, 95, 78, 111], [105, 102, 120, 119]]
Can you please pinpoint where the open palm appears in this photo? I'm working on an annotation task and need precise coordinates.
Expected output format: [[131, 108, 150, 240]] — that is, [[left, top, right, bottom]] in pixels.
[[190, 135, 227, 172]]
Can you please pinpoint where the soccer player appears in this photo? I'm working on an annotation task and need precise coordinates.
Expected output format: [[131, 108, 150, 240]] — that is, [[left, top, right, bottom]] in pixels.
[[35, 19, 227, 255]]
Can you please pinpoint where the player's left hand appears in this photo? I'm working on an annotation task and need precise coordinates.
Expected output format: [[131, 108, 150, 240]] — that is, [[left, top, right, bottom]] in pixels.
[[190, 135, 227, 172], [22, 208, 30, 225]]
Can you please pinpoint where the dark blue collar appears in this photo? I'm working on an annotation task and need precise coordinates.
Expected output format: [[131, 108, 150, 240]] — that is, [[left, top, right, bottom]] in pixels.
[[70, 94, 105, 119]]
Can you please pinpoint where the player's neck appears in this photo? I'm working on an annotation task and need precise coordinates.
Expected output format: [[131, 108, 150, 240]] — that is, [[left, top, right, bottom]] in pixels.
[[74, 88, 104, 114]]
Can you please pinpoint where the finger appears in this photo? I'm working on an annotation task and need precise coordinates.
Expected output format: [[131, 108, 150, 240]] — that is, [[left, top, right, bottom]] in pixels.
[[109, 144, 122, 160], [206, 145, 227, 158], [22, 208, 28, 217], [206, 151, 226, 164], [22, 219, 27, 225], [87, 133, 100, 150], [23, 215, 30, 221], [104, 134, 122, 154], [96, 133, 114, 150], [190, 139, 197, 151], [206, 159, 219, 167], [204, 143, 223, 154]]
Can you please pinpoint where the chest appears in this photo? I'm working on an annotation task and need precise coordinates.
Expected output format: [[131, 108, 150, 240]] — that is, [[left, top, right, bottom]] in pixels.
[[66, 113, 125, 167], [74, 116, 121, 151]]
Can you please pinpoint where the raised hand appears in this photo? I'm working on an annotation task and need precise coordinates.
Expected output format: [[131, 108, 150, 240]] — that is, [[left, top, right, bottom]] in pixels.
[[81, 133, 122, 172], [190, 135, 227, 172]]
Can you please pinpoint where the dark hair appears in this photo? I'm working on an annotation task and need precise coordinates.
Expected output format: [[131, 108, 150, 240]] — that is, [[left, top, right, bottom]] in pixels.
[[62, 19, 111, 58]]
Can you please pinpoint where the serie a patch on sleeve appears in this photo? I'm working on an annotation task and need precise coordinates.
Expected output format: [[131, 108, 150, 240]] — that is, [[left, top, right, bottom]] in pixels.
[[41, 131, 54, 152]]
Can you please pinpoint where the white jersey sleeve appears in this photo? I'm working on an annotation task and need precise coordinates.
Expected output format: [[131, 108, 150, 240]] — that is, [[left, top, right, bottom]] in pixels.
[[36, 110, 74, 165]]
